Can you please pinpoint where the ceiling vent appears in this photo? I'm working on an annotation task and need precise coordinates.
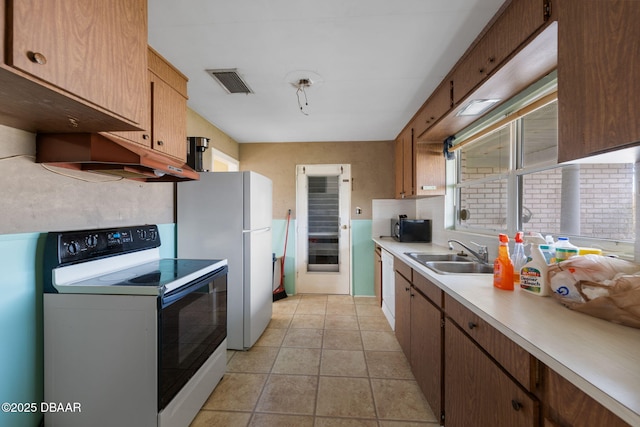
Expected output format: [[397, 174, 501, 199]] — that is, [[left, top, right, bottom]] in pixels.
[[206, 69, 253, 94]]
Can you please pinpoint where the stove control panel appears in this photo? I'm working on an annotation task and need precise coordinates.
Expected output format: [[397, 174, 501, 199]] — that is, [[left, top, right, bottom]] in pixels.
[[50, 225, 161, 265]]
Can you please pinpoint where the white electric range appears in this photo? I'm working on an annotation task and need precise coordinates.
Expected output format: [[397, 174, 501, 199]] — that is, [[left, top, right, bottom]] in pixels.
[[42, 224, 227, 427]]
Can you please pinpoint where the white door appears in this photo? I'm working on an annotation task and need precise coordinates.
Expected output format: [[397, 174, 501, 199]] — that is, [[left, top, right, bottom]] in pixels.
[[295, 164, 351, 294]]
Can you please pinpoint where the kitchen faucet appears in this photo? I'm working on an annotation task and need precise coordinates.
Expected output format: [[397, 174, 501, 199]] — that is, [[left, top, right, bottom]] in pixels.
[[448, 239, 489, 264]]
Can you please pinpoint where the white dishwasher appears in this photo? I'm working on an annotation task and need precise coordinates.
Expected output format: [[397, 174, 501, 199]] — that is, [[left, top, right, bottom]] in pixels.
[[381, 248, 395, 330]]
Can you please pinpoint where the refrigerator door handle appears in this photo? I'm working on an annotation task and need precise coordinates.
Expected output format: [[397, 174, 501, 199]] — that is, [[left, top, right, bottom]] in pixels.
[[243, 227, 271, 234]]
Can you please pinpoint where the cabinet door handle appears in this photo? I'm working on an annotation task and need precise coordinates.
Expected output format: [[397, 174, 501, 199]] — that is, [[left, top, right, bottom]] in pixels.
[[156, 140, 164, 146], [405, 287, 410, 292], [67, 117, 79, 128], [27, 51, 47, 65], [468, 321, 477, 330], [511, 400, 523, 411], [142, 134, 150, 140]]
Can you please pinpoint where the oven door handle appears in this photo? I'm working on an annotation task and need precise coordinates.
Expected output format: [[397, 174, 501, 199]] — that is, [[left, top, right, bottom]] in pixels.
[[161, 265, 228, 308]]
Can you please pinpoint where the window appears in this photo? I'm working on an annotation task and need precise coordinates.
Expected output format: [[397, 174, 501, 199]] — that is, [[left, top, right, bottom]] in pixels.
[[455, 99, 636, 244], [307, 175, 340, 271]]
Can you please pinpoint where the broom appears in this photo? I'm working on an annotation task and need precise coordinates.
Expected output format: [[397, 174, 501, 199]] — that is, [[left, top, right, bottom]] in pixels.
[[273, 209, 291, 301]]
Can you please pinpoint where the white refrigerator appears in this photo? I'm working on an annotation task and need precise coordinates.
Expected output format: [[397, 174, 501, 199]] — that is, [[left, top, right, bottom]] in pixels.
[[177, 171, 273, 350]]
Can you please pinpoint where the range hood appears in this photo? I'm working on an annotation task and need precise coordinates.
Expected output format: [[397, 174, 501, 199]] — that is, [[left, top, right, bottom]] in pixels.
[[36, 133, 199, 182]]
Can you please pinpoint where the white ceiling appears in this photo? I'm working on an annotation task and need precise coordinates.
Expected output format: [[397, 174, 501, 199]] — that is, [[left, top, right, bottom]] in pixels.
[[148, 0, 505, 143]]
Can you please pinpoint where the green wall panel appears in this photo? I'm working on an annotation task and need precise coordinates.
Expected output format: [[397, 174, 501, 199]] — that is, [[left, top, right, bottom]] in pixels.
[[0, 224, 176, 427], [272, 219, 374, 296], [351, 220, 374, 296]]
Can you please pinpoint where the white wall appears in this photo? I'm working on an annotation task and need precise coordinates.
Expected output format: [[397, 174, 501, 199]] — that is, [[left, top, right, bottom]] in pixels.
[[371, 199, 416, 239], [0, 125, 175, 234]]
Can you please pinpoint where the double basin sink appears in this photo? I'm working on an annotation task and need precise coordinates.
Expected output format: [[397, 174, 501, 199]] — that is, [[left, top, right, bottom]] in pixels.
[[405, 252, 494, 275]]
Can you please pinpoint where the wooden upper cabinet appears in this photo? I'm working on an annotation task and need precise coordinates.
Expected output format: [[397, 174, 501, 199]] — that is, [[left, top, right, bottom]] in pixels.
[[394, 133, 405, 198], [395, 127, 414, 198], [151, 72, 188, 161], [0, 0, 147, 132], [413, 81, 452, 140], [403, 128, 414, 197], [111, 48, 189, 162], [557, 0, 640, 162], [452, 0, 549, 106], [8, 0, 147, 127], [395, 127, 445, 199], [108, 69, 152, 148], [414, 142, 445, 197]]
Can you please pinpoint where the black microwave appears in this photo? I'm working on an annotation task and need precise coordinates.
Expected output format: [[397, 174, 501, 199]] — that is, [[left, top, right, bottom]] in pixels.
[[391, 218, 432, 242]]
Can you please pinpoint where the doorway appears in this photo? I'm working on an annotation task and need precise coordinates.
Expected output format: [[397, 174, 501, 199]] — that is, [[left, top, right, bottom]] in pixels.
[[295, 164, 351, 294]]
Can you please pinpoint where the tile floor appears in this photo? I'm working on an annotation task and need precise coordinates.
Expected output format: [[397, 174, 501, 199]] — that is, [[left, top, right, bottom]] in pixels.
[[190, 294, 439, 426]]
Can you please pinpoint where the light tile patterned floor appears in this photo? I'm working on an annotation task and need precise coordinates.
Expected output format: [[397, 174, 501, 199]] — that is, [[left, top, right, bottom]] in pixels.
[[190, 294, 439, 426]]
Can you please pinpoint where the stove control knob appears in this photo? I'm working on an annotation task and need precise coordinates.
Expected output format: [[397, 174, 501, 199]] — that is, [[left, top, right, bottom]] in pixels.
[[138, 229, 148, 240], [67, 242, 79, 255], [85, 235, 98, 248]]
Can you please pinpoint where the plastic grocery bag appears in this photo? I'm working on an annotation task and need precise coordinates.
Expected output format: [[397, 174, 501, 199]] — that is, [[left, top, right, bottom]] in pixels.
[[548, 255, 640, 302], [558, 275, 640, 328], [549, 255, 640, 329]]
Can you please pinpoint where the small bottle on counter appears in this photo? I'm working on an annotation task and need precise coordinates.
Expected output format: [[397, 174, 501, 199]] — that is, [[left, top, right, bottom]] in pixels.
[[544, 235, 556, 263], [493, 233, 514, 291], [511, 232, 527, 286], [539, 244, 555, 264], [555, 237, 579, 261]]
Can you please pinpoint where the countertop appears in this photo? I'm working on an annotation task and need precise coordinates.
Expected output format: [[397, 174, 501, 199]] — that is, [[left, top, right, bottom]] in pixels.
[[374, 237, 640, 426]]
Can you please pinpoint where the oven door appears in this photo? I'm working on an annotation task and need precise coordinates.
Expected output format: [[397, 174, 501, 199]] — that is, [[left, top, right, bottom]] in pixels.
[[158, 265, 227, 411]]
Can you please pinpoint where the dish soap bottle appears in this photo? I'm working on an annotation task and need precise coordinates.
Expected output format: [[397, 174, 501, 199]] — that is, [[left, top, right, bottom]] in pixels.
[[511, 231, 527, 287], [493, 233, 514, 291], [520, 233, 549, 296]]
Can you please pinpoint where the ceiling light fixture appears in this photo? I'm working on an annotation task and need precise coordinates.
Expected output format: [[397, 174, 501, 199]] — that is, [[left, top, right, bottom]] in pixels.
[[292, 78, 313, 116], [456, 99, 501, 116]]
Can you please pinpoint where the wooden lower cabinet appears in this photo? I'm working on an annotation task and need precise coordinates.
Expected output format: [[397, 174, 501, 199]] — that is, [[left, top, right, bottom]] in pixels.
[[411, 288, 443, 424], [386, 254, 630, 427], [394, 269, 412, 358], [444, 318, 539, 427], [394, 259, 443, 422], [541, 366, 629, 427], [445, 294, 535, 388]]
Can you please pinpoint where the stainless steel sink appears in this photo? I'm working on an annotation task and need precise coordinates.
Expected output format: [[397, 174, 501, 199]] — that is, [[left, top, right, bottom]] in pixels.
[[405, 252, 493, 274], [424, 261, 494, 275], [405, 252, 473, 263]]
